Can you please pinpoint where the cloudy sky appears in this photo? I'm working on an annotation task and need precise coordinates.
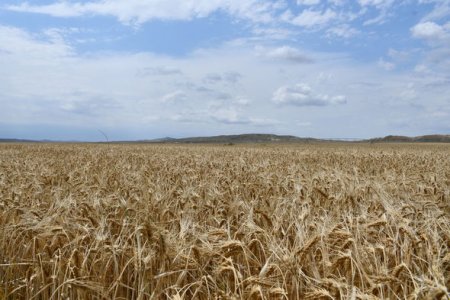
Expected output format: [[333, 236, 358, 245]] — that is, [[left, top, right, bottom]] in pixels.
[[1, 0, 449, 141]]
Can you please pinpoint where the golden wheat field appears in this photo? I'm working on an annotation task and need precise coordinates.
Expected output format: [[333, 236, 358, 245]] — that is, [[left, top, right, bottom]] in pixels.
[[0, 143, 449, 299]]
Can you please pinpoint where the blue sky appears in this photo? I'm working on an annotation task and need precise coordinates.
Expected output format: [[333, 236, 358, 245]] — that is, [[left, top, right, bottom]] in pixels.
[[1, 0, 449, 141]]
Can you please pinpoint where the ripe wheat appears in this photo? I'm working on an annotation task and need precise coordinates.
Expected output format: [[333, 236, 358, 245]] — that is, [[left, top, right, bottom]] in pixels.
[[0, 143, 449, 299]]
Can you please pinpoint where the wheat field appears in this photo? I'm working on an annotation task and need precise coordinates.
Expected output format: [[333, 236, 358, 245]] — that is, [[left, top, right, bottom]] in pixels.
[[0, 143, 449, 299]]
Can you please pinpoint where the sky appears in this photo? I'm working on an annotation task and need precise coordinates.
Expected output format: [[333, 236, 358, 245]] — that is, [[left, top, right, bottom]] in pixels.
[[0, 0, 449, 141]]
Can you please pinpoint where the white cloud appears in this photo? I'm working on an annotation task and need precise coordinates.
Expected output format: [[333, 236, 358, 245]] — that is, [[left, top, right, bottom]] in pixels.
[[425, 48, 450, 69], [297, 0, 321, 6], [170, 111, 204, 123], [161, 91, 187, 104], [421, 0, 450, 22], [399, 83, 417, 101], [328, 0, 345, 6], [357, 0, 395, 25], [363, 11, 390, 26], [358, 0, 394, 9], [251, 27, 295, 40], [203, 72, 242, 84], [59, 94, 122, 116], [272, 83, 346, 106], [5, 2, 87, 17], [137, 66, 182, 77], [211, 108, 247, 124], [327, 24, 360, 38], [171, 107, 279, 126], [378, 58, 395, 71], [0, 25, 73, 58], [213, 112, 281, 126], [263, 46, 313, 63], [411, 21, 450, 73], [289, 9, 337, 28], [296, 121, 312, 127], [411, 22, 448, 40], [5, 0, 279, 25], [387, 48, 410, 62], [414, 64, 430, 73], [248, 117, 282, 126], [234, 97, 251, 106]]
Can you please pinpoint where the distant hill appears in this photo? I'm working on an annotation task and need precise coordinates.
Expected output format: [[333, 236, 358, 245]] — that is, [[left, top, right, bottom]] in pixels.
[[2, 134, 449, 144], [151, 134, 450, 144], [0, 138, 36, 143], [148, 137, 177, 142], [369, 134, 450, 143], [151, 134, 321, 144]]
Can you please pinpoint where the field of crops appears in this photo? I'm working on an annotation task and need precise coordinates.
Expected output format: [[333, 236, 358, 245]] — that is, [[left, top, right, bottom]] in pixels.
[[0, 143, 449, 299]]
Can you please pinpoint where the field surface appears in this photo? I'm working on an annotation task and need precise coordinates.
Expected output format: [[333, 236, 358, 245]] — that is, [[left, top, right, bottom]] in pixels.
[[0, 143, 449, 299]]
